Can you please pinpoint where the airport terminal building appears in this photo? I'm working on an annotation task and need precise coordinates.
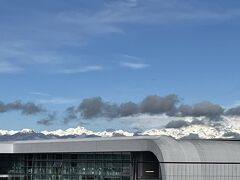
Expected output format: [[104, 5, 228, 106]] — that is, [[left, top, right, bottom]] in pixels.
[[0, 136, 240, 180]]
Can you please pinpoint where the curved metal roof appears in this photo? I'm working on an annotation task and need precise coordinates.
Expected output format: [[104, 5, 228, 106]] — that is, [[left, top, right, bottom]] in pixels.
[[155, 136, 240, 163], [1, 136, 240, 163]]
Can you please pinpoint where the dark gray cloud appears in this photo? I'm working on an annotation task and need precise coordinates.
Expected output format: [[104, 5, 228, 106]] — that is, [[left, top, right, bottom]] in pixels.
[[119, 102, 139, 117], [76, 97, 119, 119], [37, 113, 56, 126], [77, 97, 103, 119], [165, 120, 190, 129], [102, 103, 119, 118], [5, 95, 235, 128], [178, 101, 224, 120], [75, 94, 179, 120], [0, 100, 44, 115], [62, 94, 240, 126], [140, 94, 178, 115], [63, 106, 78, 124], [225, 106, 240, 116]]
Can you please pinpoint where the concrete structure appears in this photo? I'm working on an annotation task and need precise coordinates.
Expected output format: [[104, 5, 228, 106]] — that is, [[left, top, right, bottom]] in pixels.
[[0, 136, 240, 180]]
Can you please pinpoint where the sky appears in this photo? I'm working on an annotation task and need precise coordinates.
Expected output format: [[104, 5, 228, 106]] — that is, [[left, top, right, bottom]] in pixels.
[[1, 0, 240, 131]]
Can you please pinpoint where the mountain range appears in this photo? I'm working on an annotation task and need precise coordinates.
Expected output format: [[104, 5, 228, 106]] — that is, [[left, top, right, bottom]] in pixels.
[[0, 116, 240, 141]]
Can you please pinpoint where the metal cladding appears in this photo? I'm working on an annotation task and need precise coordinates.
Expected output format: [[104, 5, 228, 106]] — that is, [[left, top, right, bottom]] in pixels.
[[0, 135, 240, 163], [1, 136, 240, 179]]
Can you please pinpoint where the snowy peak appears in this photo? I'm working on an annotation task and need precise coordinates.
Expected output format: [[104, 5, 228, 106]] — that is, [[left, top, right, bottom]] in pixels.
[[143, 124, 222, 139], [42, 127, 134, 137], [20, 129, 35, 134], [0, 116, 240, 140], [42, 126, 93, 136], [0, 130, 18, 136]]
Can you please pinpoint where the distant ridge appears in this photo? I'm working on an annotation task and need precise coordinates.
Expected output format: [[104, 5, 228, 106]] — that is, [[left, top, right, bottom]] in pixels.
[[1, 117, 240, 140]]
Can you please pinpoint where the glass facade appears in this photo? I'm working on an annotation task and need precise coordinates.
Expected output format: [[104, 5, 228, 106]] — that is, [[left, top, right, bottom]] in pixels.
[[1, 151, 240, 180], [0, 152, 160, 180], [0, 153, 132, 180]]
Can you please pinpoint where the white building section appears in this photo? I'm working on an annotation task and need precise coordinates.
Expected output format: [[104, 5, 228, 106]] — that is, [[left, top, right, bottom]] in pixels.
[[0, 136, 240, 179]]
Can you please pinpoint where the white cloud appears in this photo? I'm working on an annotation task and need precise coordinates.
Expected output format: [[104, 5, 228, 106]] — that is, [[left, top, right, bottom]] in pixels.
[[0, 41, 61, 65], [38, 98, 77, 105], [57, 0, 240, 35], [0, 41, 62, 75], [122, 54, 141, 61], [227, 100, 240, 108], [121, 62, 150, 69], [1, 0, 240, 75], [29, 92, 52, 97], [31, 55, 60, 64], [117, 114, 182, 130], [58, 65, 103, 74], [0, 61, 23, 74]]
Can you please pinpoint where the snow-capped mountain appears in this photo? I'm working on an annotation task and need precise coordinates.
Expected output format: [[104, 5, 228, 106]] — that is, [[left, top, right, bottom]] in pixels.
[[0, 116, 240, 141], [0, 126, 135, 141], [143, 116, 240, 139], [41, 127, 134, 137]]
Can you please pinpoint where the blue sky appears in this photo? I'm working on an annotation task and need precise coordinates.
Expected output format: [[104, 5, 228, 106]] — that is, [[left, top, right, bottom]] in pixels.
[[1, 0, 240, 131]]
